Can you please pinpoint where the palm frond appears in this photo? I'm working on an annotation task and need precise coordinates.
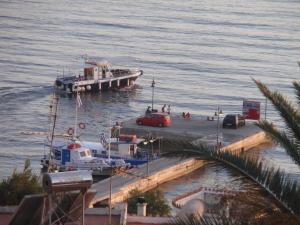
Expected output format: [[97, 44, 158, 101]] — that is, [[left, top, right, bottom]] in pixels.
[[165, 215, 243, 225], [162, 149, 212, 160], [253, 78, 300, 140], [214, 150, 300, 215], [256, 120, 300, 166], [293, 81, 300, 106], [162, 138, 199, 152], [161, 139, 215, 160], [162, 138, 300, 217]]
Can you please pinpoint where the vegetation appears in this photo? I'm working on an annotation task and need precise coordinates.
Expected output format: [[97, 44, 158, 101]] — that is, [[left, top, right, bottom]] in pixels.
[[215, 151, 300, 214], [162, 139, 300, 220], [0, 159, 42, 205], [127, 188, 171, 216], [165, 215, 240, 225], [165, 213, 299, 225], [254, 79, 300, 167]]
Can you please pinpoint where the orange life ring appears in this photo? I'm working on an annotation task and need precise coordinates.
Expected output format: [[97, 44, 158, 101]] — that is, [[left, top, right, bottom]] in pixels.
[[67, 128, 74, 135], [79, 123, 86, 129]]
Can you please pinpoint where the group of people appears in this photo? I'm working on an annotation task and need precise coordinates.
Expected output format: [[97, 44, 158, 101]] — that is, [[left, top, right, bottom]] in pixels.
[[161, 104, 171, 114], [145, 104, 171, 115], [182, 112, 191, 119]]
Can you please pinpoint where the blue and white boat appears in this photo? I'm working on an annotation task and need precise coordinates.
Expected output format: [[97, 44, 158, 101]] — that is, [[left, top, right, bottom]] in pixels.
[[41, 140, 131, 176], [80, 134, 150, 166]]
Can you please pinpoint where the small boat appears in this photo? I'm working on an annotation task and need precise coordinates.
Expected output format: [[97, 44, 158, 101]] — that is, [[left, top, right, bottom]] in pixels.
[[80, 134, 151, 166], [43, 133, 152, 165], [55, 56, 143, 93], [41, 141, 131, 176]]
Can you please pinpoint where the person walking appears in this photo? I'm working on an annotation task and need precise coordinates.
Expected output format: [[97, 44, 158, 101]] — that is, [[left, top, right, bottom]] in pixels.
[[167, 105, 171, 114]]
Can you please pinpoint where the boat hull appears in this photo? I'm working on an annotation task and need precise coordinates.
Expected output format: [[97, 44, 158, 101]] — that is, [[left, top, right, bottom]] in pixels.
[[92, 153, 148, 166], [55, 70, 143, 93]]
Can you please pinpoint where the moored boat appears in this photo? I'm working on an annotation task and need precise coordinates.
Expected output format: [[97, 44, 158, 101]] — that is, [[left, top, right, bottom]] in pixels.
[[41, 141, 131, 176], [81, 134, 152, 166]]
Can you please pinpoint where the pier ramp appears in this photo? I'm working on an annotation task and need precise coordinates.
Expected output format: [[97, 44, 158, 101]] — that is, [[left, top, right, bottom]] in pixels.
[[90, 158, 205, 207]]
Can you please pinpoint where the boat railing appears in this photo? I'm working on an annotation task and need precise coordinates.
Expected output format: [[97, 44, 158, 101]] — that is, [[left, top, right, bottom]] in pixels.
[[111, 69, 134, 78], [57, 75, 76, 81]]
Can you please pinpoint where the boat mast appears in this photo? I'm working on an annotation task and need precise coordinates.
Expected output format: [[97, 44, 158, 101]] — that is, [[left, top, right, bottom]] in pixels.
[[74, 87, 83, 139], [48, 92, 59, 172], [74, 90, 78, 139], [108, 115, 111, 163]]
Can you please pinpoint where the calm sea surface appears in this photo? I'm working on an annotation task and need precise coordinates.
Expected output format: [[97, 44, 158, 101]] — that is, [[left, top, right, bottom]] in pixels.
[[0, 0, 300, 194]]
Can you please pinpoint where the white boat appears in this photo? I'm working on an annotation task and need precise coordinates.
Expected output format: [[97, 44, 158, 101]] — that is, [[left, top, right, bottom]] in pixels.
[[55, 56, 143, 93], [80, 134, 151, 166], [41, 141, 131, 176]]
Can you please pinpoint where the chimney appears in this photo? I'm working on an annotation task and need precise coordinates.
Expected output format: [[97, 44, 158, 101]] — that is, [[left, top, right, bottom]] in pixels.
[[137, 197, 147, 217], [137, 203, 147, 217]]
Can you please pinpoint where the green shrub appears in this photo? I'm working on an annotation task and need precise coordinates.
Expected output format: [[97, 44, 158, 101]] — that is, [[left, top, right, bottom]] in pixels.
[[0, 159, 42, 205], [127, 188, 171, 216]]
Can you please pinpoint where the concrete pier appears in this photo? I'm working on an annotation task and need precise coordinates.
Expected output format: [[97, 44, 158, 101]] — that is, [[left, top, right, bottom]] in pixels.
[[121, 115, 268, 148], [90, 115, 270, 207]]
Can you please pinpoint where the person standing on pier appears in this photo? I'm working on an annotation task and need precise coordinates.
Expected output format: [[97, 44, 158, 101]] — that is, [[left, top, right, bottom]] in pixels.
[[146, 106, 151, 114], [167, 105, 171, 114], [162, 104, 166, 113]]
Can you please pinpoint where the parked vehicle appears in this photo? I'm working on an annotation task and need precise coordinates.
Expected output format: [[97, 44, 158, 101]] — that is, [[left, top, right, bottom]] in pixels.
[[136, 112, 171, 127], [222, 114, 245, 129]]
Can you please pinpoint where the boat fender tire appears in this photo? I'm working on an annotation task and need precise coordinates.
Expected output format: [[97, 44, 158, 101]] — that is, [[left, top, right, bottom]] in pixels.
[[79, 123, 86, 129], [67, 127, 75, 135]]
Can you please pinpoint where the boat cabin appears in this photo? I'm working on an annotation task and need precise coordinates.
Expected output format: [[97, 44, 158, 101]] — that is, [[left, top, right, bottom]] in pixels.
[[80, 134, 141, 158], [53, 143, 94, 166], [83, 61, 113, 80]]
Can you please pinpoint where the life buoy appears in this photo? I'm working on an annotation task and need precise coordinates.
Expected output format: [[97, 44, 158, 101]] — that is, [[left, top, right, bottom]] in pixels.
[[67, 127, 74, 135], [79, 122, 86, 129]]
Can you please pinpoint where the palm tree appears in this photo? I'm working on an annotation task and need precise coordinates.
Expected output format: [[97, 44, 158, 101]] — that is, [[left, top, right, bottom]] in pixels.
[[162, 139, 300, 218], [164, 215, 244, 225], [253, 79, 300, 167], [161, 79, 300, 222]]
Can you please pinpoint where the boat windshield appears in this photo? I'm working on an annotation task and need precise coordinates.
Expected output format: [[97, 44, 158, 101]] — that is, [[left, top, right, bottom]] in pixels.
[[79, 149, 92, 157], [86, 149, 91, 156]]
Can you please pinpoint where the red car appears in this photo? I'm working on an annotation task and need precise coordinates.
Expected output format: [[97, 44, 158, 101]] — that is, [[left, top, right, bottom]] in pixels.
[[136, 113, 171, 127]]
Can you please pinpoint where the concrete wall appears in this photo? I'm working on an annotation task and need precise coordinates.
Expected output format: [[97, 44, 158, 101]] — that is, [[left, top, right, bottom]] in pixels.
[[90, 159, 205, 207], [114, 159, 205, 203], [222, 131, 270, 153]]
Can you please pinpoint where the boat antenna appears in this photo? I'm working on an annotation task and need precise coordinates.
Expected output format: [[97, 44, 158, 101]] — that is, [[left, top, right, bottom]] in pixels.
[[48, 91, 59, 172]]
